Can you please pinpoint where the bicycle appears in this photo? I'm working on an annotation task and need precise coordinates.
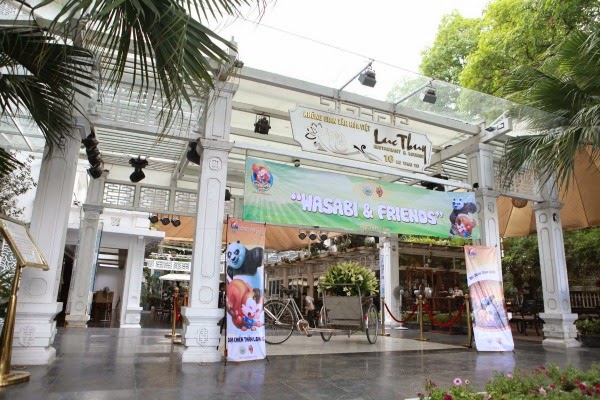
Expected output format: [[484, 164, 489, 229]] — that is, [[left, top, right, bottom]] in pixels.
[[263, 288, 311, 344]]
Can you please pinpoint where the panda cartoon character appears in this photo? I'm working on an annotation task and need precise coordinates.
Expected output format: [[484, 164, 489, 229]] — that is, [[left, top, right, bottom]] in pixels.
[[449, 197, 477, 236], [226, 240, 264, 282]]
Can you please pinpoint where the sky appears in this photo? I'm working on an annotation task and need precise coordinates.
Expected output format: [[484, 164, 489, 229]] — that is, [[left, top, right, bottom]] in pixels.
[[208, 0, 490, 99]]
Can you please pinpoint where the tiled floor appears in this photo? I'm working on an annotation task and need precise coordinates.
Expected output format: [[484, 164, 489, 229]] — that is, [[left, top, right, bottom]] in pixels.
[[1, 321, 598, 400]]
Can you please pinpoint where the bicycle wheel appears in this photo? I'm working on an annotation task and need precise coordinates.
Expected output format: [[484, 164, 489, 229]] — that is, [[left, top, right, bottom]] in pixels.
[[264, 300, 294, 344], [365, 304, 379, 344], [319, 306, 332, 342]]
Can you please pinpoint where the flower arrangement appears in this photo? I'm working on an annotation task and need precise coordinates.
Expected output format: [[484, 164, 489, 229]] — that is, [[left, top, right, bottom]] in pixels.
[[417, 364, 600, 399], [318, 261, 379, 296]]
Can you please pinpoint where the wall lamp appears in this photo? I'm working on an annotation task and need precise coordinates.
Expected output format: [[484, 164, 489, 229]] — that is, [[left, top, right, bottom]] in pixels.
[[254, 115, 271, 135], [298, 230, 307, 240], [129, 156, 148, 183], [308, 230, 318, 241], [293, 159, 300, 168]]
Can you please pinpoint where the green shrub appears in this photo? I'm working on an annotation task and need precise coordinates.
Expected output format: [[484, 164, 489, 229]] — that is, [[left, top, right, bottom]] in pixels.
[[575, 318, 600, 336]]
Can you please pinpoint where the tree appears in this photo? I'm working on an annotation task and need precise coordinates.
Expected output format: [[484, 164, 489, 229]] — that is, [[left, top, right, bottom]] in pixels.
[[419, 0, 599, 96], [0, 0, 267, 178], [0, 151, 36, 218], [500, 27, 600, 189], [420, 11, 482, 85]]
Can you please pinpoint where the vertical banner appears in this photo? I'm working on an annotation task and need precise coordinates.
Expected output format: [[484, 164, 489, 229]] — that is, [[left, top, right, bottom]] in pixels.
[[225, 219, 267, 362], [465, 245, 514, 351]]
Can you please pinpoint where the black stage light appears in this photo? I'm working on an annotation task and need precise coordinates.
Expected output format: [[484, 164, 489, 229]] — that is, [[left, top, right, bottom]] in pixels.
[[298, 230, 307, 240], [358, 67, 377, 87], [160, 216, 171, 225], [129, 156, 148, 183], [254, 115, 271, 135], [225, 189, 231, 201], [171, 217, 181, 227], [186, 141, 200, 165], [149, 215, 159, 224], [319, 231, 328, 241], [308, 230, 318, 241]]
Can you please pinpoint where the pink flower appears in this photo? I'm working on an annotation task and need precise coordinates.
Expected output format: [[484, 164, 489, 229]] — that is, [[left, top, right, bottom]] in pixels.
[[539, 366, 546, 370], [538, 387, 547, 396], [507, 373, 513, 379], [444, 395, 453, 400], [549, 385, 557, 390], [453, 378, 462, 386]]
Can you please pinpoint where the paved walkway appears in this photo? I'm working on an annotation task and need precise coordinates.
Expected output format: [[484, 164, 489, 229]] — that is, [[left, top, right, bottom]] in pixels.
[[1, 326, 598, 400]]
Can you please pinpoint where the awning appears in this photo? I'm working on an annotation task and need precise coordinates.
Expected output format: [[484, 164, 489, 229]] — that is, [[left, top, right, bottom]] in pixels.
[[158, 273, 190, 281]]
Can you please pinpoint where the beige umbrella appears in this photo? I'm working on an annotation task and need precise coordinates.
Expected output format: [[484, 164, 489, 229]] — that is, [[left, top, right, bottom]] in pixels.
[[499, 151, 600, 237]]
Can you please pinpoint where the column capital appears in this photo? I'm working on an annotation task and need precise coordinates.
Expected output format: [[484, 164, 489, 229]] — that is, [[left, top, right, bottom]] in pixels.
[[199, 138, 235, 153], [82, 204, 105, 214], [464, 142, 496, 156], [531, 200, 563, 211]]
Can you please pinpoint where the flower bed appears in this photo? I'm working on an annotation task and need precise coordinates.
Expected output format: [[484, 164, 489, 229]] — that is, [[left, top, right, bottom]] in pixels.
[[411, 364, 600, 399]]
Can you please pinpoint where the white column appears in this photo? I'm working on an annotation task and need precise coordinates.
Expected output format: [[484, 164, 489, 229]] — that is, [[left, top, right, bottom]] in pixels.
[[181, 82, 237, 363], [14, 134, 81, 365], [533, 182, 579, 347], [466, 144, 501, 255], [65, 172, 107, 327], [381, 236, 400, 328], [120, 235, 146, 328]]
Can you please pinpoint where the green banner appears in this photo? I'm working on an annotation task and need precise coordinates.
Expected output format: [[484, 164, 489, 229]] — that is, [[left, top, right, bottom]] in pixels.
[[243, 157, 479, 239]]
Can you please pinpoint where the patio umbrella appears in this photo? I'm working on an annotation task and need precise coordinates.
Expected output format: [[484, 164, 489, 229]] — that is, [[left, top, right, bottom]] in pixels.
[[499, 151, 600, 237], [158, 273, 190, 281]]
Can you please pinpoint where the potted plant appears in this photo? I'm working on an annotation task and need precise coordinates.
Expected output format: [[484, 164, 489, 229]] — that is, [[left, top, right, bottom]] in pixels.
[[317, 261, 379, 297], [575, 318, 600, 347]]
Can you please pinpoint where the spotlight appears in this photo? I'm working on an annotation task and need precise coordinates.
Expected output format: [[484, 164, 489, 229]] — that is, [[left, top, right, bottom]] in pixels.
[[420, 86, 437, 104], [358, 66, 376, 87], [420, 173, 447, 191], [308, 230, 318, 241], [293, 159, 300, 168], [160, 216, 170, 225], [82, 128, 104, 178], [171, 217, 181, 227], [149, 215, 158, 224], [298, 230, 307, 240], [129, 156, 148, 183], [88, 163, 104, 179], [186, 141, 200, 165], [319, 231, 328, 241], [225, 189, 231, 201], [254, 115, 271, 135]]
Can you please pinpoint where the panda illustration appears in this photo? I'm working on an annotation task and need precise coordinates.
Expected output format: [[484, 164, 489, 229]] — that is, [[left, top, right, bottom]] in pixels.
[[226, 241, 264, 281], [449, 197, 477, 235]]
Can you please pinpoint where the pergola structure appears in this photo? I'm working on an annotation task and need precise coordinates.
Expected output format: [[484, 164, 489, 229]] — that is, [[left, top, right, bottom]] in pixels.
[[0, 3, 581, 366]]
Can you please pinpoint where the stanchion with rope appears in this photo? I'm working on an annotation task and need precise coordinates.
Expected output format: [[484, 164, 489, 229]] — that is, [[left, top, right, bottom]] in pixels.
[[464, 294, 473, 348], [415, 295, 428, 341], [379, 296, 390, 336], [165, 287, 182, 344]]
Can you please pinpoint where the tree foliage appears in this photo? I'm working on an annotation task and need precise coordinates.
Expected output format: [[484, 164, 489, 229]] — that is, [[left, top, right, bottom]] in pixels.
[[500, 27, 600, 189], [420, 0, 599, 96], [420, 11, 482, 85], [0, 152, 36, 219]]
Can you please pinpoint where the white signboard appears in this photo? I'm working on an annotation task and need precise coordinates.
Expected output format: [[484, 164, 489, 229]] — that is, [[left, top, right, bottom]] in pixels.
[[289, 106, 432, 172]]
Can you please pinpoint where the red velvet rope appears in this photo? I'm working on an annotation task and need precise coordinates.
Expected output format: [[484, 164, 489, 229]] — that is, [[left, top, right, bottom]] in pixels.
[[422, 302, 466, 328], [384, 302, 419, 323]]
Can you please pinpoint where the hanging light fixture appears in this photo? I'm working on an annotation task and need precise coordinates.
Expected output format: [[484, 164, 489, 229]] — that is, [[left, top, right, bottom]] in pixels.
[[298, 230, 307, 240], [148, 215, 159, 224], [358, 65, 377, 87], [186, 140, 200, 165], [420, 83, 437, 104], [254, 115, 271, 135], [171, 217, 181, 227], [129, 156, 148, 183], [225, 188, 231, 201], [82, 128, 104, 179], [160, 215, 171, 225], [308, 230, 318, 241], [319, 231, 328, 241]]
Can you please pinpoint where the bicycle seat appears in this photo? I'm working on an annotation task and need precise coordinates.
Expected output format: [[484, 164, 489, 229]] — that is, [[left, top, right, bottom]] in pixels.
[[282, 288, 297, 297]]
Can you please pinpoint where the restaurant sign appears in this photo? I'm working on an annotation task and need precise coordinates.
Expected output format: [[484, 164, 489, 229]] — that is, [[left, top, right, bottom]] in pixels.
[[289, 105, 432, 172]]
